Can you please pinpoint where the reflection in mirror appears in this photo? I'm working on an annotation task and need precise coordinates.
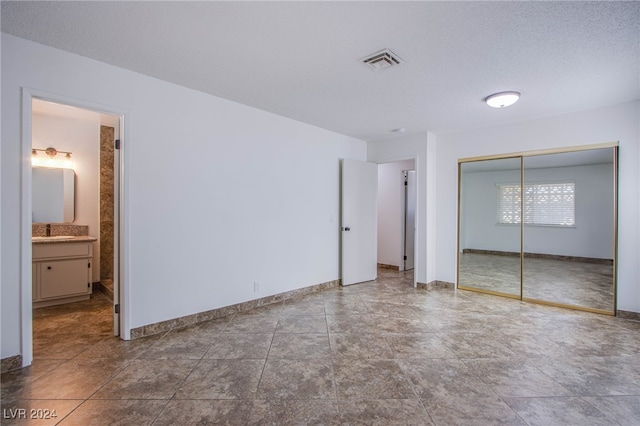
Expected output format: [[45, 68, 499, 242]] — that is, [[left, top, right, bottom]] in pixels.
[[32, 167, 75, 223], [522, 148, 616, 313], [458, 157, 522, 297]]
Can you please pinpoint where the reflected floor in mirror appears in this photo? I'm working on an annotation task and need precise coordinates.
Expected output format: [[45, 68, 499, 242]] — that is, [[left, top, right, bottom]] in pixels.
[[459, 253, 614, 311], [3, 267, 639, 425]]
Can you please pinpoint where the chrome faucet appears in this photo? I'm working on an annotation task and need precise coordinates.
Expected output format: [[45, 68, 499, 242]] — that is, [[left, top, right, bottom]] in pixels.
[[45, 224, 51, 237]]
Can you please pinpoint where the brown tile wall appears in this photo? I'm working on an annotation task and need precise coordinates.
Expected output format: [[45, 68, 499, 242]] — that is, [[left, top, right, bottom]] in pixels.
[[100, 126, 115, 282], [32, 223, 89, 237]]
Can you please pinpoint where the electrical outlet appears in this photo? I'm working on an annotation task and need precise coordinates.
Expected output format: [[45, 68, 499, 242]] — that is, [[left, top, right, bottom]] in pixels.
[[253, 282, 259, 292]]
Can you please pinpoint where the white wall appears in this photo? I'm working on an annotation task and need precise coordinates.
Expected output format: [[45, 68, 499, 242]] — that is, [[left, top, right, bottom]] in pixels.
[[461, 163, 615, 259], [377, 160, 415, 268], [368, 132, 437, 285], [436, 101, 640, 313], [1, 34, 366, 362], [32, 112, 101, 281]]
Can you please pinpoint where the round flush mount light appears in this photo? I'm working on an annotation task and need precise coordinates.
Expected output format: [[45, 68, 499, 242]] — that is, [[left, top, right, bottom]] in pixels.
[[484, 91, 520, 108], [390, 128, 406, 133]]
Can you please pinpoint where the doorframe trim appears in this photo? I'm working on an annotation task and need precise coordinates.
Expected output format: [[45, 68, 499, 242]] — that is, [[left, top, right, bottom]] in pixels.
[[20, 88, 129, 366]]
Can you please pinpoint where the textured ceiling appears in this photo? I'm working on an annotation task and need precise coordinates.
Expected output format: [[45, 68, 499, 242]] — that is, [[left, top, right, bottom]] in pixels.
[[2, 1, 639, 141]]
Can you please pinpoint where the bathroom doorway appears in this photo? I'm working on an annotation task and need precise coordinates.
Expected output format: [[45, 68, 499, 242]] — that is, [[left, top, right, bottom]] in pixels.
[[21, 91, 125, 366]]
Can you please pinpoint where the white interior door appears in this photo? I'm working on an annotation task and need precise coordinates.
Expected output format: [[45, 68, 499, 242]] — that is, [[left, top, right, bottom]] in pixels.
[[341, 159, 378, 285], [404, 170, 416, 270]]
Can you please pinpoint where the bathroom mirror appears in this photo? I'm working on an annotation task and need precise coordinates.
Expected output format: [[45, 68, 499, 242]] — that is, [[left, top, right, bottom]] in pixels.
[[457, 144, 617, 315], [32, 167, 75, 223], [458, 157, 522, 297]]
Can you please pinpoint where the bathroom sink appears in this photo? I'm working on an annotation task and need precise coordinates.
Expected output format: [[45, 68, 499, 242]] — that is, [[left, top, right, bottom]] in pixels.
[[32, 235, 75, 241]]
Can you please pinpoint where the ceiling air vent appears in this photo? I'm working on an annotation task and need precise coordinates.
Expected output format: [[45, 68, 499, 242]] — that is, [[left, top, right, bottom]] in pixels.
[[360, 49, 404, 71]]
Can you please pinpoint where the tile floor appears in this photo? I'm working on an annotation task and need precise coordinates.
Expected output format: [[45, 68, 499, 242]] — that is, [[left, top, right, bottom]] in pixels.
[[2, 268, 640, 425], [459, 253, 615, 311]]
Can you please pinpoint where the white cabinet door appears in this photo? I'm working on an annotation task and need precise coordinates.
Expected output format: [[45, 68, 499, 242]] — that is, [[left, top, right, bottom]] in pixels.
[[40, 259, 90, 299], [341, 159, 378, 285]]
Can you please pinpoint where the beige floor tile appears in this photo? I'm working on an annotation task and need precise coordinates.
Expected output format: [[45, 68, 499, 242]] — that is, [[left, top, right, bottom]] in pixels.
[[503, 396, 614, 426], [268, 333, 331, 359], [424, 395, 525, 425], [58, 399, 167, 425], [339, 399, 433, 425], [5, 267, 639, 425], [154, 399, 254, 425], [333, 358, 414, 400], [90, 359, 197, 400], [203, 333, 273, 359], [174, 359, 264, 400], [583, 395, 640, 426], [257, 358, 335, 400], [0, 399, 83, 426], [248, 399, 341, 425], [275, 315, 328, 334]]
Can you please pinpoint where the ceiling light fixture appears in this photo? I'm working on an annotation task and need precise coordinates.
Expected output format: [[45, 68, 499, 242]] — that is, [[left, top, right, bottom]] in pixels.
[[484, 91, 520, 108], [390, 128, 406, 133], [32, 147, 74, 169]]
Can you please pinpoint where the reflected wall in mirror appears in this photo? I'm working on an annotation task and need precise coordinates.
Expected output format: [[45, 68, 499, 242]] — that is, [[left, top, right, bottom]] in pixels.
[[32, 167, 75, 223], [458, 157, 522, 297], [522, 148, 616, 313]]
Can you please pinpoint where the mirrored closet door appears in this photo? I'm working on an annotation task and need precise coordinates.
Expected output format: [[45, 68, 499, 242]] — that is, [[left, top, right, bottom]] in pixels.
[[458, 157, 522, 298], [457, 144, 617, 315]]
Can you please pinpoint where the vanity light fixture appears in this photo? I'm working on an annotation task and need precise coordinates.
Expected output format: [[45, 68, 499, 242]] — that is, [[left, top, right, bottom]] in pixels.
[[484, 91, 520, 108], [32, 147, 74, 169]]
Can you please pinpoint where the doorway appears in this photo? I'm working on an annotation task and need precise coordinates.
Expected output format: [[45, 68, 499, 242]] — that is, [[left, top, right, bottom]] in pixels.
[[377, 159, 416, 273], [21, 91, 125, 366]]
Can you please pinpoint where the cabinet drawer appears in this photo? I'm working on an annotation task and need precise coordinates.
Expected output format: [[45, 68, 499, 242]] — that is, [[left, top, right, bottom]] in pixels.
[[33, 242, 91, 260], [40, 259, 91, 299]]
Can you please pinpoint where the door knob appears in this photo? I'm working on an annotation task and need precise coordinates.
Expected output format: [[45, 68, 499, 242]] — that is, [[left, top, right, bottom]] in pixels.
[[341, 227, 351, 231]]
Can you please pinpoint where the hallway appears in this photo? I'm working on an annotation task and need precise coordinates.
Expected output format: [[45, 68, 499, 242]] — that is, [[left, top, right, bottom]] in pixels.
[[2, 268, 640, 424]]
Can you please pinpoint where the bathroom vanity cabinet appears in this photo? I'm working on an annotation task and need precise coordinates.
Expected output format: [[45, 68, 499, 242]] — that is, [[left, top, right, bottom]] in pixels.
[[32, 238, 95, 308]]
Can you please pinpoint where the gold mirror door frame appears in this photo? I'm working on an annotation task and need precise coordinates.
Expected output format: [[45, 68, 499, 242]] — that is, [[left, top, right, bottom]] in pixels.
[[457, 143, 618, 315]]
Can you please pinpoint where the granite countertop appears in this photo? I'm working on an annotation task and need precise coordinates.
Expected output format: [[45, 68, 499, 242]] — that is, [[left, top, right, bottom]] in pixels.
[[32, 235, 97, 245]]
